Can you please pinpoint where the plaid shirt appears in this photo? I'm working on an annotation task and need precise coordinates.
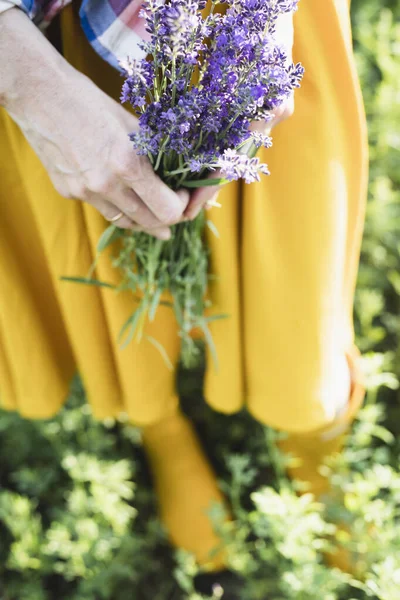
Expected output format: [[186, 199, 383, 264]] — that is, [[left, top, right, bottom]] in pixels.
[[0, 0, 146, 69]]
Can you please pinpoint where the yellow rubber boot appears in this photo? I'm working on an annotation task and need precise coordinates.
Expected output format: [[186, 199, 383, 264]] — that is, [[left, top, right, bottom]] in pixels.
[[142, 409, 229, 570], [278, 346, 366, 570]]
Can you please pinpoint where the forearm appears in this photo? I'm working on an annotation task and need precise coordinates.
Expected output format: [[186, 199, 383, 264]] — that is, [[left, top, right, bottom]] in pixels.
[[0, 8, 71, 112]]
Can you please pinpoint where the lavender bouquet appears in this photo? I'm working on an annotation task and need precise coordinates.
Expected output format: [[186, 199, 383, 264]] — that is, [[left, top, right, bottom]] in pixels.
[[95, 0, 303, 367]]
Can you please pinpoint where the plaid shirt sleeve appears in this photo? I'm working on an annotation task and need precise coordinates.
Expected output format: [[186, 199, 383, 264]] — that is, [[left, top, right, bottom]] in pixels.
[[80, 0, 147, 70], [0, 0, 71, 28], [0, 0, 146, 70]]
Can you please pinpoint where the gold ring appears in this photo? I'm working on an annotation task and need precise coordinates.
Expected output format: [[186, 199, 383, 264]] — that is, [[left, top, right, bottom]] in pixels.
[[109, 211, 124, 223]]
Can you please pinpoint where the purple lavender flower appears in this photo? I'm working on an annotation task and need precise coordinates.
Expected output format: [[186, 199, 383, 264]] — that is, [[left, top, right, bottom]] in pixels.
[[217, 149, 270, 184], [187, 158, 204, 173], [113, 0, 305, 369], [120, 0, 303, 188], [250, 131, 273, 149], [120, 57, 154, 106]]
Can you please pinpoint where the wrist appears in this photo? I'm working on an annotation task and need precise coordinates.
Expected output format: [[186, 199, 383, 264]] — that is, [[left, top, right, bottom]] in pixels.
[[0, 8, 72, 113]]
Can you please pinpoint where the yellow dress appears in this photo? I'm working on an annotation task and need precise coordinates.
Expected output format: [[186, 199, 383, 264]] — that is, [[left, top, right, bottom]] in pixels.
[[0, 0, 368, 431]]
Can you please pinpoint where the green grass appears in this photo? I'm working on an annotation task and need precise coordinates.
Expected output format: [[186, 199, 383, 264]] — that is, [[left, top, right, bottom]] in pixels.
[[1, 1, 400, 598]]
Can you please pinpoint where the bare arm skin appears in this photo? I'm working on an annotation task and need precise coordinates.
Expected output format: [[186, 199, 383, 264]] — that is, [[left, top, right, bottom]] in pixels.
[[0, 8, 190, 239]]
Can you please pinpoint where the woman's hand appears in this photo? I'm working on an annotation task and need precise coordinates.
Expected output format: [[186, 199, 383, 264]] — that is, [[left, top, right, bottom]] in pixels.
[[0, 9, 189, 240], [185, 11, 295, 219]]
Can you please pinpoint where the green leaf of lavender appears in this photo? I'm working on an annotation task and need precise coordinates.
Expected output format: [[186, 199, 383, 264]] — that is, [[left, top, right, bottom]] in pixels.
[[182, 177, 229, 188], [145, 335, 173, 370], [97, 224, 123, 253], [118, 307, 144, 349], [60, 276, 115, 289]]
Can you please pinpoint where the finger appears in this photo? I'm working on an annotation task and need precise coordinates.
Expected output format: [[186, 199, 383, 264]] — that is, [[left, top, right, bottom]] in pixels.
[[118, 155, 190, 224], [100, 199, 172, 240], [95, 199, 136, 230], [89, 185, 173, 237], [185, 172, 224, 220], [112, 187, 177, 231], [272, 94, 294, 128]]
